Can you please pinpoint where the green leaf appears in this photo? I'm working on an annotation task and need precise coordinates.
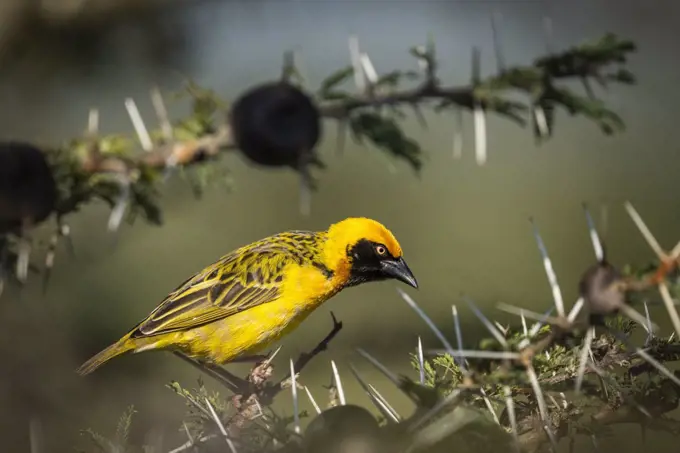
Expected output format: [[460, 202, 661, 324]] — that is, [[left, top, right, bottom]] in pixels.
[[80, 429, 115, 453], [319, 65, 354, 95], [115, 405, 136, 449], [349, 112, 423, 172]]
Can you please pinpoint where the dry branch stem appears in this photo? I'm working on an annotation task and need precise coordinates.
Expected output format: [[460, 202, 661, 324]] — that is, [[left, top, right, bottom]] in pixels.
[[177, 312, 343, 437]]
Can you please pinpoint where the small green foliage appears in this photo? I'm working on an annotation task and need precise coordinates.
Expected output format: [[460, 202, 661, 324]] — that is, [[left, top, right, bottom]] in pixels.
[[80, 405, 139, 453], [170, 78, 229, 127], [318, 65, 355, 99], [349, 112, 423, 171]]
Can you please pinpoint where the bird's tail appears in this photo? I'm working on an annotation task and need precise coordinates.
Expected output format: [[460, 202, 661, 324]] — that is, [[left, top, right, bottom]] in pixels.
[[76, 337, 136, 376]]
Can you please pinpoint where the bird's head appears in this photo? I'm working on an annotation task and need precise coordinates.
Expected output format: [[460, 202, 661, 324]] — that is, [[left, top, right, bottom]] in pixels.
[[324, 217, 418, 289]]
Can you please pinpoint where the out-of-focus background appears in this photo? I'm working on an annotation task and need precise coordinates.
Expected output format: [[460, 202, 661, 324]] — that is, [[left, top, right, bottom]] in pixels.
[[0, 0, 679, 451]]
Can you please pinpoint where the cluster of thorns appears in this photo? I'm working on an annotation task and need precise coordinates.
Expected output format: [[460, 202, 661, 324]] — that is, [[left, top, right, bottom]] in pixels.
[[164, 201, 680, 453]]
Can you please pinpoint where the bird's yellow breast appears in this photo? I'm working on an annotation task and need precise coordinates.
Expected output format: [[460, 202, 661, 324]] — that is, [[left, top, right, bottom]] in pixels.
[[173, 261, 347, 364]]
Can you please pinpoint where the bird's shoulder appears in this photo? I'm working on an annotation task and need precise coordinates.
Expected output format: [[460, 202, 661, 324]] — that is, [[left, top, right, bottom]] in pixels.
[[129, 230, 330, 337], [175, 229, 326, 289], [228, 229, 329, 275]]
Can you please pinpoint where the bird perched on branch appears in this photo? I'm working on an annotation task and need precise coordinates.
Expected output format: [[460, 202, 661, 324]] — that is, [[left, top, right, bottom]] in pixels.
[[77, 217, 418, 375]]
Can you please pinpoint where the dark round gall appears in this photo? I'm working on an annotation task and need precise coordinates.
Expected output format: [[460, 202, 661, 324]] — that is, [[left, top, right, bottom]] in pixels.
[[0, 141, 57, 232], [229, 81, 321, 168], [578, 261, 625, 324], [303, 405, 384, 453]]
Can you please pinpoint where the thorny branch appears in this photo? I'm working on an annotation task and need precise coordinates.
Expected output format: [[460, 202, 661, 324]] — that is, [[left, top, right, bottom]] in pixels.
[[165, 312, 343, 451], [78, 201, 680, 453], [412, 201, 680, 453], [0, 31, 635, 293]]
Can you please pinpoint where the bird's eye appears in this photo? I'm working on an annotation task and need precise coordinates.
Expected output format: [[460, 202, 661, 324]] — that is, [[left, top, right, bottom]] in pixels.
[[375, 245, 387, 256]]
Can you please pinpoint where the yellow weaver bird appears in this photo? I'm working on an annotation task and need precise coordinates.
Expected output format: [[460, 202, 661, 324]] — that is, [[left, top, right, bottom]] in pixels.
[[77, 217, 417, 375]]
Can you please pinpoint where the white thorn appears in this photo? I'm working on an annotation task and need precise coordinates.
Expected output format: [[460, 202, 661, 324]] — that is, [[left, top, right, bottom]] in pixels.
[[150, 86, 174, 142], [521, 310, 528, 336], [451, 305, 469, 372], [204, 398, 238, 453], [624, 201, 667, 260], [16, 238, 31, 282], [417, 336, 425, 384], [304, 386, 322, 415], [497, 303, 561, 328], [356, 348, 400, 386], [583, 205, 604, 262], [107, 177, 130, 232], [504, 386, 520, 453], [348, 35, 366, 93], [619, 303, 659, 332], [547, 394, 561, 411], [529, 308, 555, 338], [543, 424, 559, 452], [493, 321, 508, 336], [670, 240, 680, 260], [567, 298, 584, 323], [263, 345, 283, 367], [634, 344, 680, 388], [125, 97, 154, 152], [526, 364, 552, 432], [29, 416, 42, 453], [534, 105, 549, 138], [465, 296, 508, 348], [643, 301, 653, 335], [289, 359, 300, 434], [348, 364, 400, 423], [359, 53, 379, 85], [398, 288, 457, 358], [88, 108, 99, 135], [428, 349, 521, 360], [480, 388, 500, 425], [575, 326, 595, 393], [473, 104, 487, 165], [559, 392, 568, 410], [331, 360, 346, 405], [531, 220, 566, 318], [658, 283, 680, 341], [367, 384, 401, 422], [408, 388, 464, 433], [182, 422, 193, 444]]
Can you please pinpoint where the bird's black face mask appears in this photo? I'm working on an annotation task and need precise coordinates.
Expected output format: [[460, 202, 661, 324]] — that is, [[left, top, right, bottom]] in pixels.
[[346, 239, 418, 289]]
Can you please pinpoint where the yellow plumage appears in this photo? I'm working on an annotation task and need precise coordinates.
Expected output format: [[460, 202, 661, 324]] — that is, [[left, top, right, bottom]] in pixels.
[[77, 217, 417, 375]]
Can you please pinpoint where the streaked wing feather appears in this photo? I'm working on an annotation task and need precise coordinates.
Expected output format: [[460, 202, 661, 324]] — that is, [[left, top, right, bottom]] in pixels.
[[132, 244, 294, 338]]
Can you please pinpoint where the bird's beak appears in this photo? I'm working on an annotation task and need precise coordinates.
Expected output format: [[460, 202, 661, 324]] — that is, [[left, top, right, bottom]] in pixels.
[[381, 257, 418, 289]]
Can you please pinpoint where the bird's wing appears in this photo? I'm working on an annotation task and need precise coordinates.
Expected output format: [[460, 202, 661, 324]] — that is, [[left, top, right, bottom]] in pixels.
[[131, 243, 294, 338]]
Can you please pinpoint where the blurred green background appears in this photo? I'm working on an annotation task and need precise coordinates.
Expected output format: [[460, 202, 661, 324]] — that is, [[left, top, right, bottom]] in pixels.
[[0, 0, 679, 451]]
